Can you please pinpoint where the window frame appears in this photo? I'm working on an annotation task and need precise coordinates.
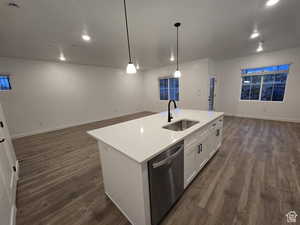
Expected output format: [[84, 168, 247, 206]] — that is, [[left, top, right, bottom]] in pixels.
[[239, 64, 290, 103], [0, 74, 12, 91], [158, 76, 180, 101]]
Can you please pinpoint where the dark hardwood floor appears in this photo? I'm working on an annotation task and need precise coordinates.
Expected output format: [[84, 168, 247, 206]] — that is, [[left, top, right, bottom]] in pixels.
[[13, 113, 300, 225]]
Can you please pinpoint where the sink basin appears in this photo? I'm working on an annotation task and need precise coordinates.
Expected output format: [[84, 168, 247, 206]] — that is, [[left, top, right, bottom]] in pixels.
[[163, 119, 199, 131]]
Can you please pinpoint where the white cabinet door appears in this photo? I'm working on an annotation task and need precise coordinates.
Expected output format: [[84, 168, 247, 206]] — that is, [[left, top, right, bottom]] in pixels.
[[195, 137, 210, 173], [0, 122, 17, 205], [0, 174, 11, 225], [183, 118, 223, 189], [184, 145, 197, 188], [207, 122, 223, 159], [0, 141, 16, 225], [0, 103, 17, 225]]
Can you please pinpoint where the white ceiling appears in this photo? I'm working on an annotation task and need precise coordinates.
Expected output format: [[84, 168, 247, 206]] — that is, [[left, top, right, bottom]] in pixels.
[[0, 0, 299, 70]]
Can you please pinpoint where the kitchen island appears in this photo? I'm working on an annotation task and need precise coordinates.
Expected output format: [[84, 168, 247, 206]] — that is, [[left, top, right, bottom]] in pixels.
[[88, 109, 224, 225]]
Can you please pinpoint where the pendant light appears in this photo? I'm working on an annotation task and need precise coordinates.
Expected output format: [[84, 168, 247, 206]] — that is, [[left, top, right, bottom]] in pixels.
[[174, 22, 181, 78], [257, 41, 264, 52], [123, 0, 136, 74]]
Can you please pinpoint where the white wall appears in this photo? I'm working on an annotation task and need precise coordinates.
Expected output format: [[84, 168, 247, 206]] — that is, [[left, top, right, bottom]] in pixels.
[[142, 58, 211, 112], [0, 58, 144, 138], [215, 47, 300, 122], [2, 47, 300, 138]]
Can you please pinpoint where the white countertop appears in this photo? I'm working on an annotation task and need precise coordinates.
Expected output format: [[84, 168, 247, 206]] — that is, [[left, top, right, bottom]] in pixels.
[[87, 109, 224, 163]]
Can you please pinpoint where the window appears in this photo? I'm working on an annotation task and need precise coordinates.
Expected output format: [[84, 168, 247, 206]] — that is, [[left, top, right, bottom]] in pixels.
[[159, 77, 179, 101], [159, 78, 169, 100], [0, 76, 11, 91], [240, 64, 290, 102]]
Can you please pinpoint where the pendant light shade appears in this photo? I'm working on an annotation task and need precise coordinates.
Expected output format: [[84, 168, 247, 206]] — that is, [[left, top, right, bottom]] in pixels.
[[126, 63, 137, 74], [174, 70, 181, 78], [123, 0, 136, 74], [257, 41, 264, 52], [174, 22, 181, 78]]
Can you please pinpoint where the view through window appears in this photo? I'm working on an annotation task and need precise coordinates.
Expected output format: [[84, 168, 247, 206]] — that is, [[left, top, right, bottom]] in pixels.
[[240, 64, 290, 102], [0, 75, 11, 91], [159, 77, 179, 101]]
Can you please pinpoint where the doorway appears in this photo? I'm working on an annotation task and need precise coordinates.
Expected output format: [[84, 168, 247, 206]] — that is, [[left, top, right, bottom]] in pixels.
[[208, 76, 216, 111]]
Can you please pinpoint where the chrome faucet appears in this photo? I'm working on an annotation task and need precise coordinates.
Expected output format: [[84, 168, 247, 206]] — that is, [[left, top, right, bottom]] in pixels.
[[168, 100, 177, 122]]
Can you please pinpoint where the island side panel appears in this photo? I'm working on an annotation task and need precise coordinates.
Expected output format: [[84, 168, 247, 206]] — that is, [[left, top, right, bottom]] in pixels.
[[97, 141, 151, 225]]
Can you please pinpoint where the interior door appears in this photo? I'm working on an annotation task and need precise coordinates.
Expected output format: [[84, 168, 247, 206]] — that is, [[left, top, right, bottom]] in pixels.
[[208, 77, 216, 111]]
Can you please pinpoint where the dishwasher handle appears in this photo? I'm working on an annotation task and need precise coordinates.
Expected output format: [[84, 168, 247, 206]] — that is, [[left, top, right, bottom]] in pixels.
[[152, 145, 184, 169]]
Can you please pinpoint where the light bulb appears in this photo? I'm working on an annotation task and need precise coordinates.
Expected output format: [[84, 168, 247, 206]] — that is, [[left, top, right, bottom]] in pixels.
[[174, 70, 181, 78], [126, 63, 137, 74], [136, 64, 140, 70], [256, 42, 263, 52], [59, 54, 66, 61], [170, 55, 175, 61], [82, 34, 91, 42], [250, 30, 260, 39], [266, 0, 280, 7]]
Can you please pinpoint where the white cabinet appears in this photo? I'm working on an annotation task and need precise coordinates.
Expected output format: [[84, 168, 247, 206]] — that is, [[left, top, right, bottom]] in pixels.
[[184, 144, 197, 188], [195, 135, 210, 173], [0, 103, 17, 225], [183, 117, 223, 189]]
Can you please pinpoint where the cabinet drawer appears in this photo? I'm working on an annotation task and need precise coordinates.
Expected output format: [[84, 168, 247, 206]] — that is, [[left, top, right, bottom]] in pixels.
[[217, 117, 223, 128], [184, 128, 208, 149]]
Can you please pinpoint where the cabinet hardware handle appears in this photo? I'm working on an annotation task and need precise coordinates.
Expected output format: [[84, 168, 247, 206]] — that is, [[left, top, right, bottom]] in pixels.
[[216, 129, 220, 136], [198, 144, 202, 153], [212, 123, 216, 127], [0, 138, 5, 143], [0, 121, 3, 128]]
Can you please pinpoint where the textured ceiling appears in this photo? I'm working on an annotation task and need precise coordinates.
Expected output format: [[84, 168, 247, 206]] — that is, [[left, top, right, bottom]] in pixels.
[[0, 0, 299, 70]]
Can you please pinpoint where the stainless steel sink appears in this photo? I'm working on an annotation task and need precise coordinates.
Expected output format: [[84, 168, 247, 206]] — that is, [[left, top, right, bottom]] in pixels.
[[163, 119, 199, 131]]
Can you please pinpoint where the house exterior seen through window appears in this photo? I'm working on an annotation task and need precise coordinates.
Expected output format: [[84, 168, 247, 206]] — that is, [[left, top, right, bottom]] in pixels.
[[159, 77, 179, 101], [240, 64, 290, 102], [0, 75, 11, 91]]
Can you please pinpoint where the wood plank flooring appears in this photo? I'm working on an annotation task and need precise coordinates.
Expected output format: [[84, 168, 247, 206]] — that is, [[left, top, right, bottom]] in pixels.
[[13, 113, 300, 225]]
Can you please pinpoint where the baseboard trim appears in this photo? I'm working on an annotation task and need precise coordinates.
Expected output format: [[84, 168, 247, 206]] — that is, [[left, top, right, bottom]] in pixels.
[[12, 111, 153, 139], [224, 113, 300, 123]]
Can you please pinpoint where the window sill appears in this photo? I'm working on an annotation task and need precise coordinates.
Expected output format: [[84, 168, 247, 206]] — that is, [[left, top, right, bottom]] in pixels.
[[239, 99, 285, 103]]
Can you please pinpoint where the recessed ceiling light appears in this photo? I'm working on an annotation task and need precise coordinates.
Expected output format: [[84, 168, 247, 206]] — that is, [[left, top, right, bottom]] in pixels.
[[136, 63, 140, 70], [59, 54, 66, 61], [170, 55, 175, 61], [266, 0, 280, 7], [81, 34, 91, 42], [256, 42, 263, 52], [250, 30, 260, 39]]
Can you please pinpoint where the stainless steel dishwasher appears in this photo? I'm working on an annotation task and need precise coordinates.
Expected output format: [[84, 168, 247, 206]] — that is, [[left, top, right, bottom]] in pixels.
[[148, 141, 184, 225]]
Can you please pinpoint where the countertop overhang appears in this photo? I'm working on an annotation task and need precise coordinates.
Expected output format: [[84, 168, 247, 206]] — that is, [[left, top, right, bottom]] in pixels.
[[87, 109, 224, 163]]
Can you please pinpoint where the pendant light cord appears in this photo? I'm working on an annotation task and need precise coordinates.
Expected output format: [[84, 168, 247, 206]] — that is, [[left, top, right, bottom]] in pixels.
[[176, 26, 179, 70], [124, 0, 132, 63]]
